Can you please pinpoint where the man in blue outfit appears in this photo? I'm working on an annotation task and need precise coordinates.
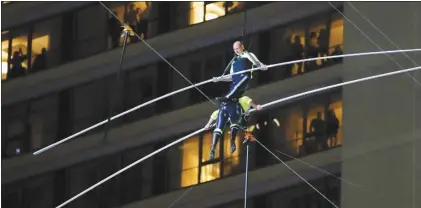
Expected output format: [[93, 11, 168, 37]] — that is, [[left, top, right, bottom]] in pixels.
[[213, 41, 268, 100]]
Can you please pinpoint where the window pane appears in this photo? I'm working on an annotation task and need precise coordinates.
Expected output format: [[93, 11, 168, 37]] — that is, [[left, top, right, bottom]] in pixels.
[[181, 136, 199, 170], [31, 17, 62, 72], [226, 2, 245, 14], [23, 173, 55, 208], [284, 107, 304, 155], [205, 2, 226, 21], [222, 129, 242, 176], [68, 161, 100, 208], [307, 18, 329, 67], [29, 94, 59, 149], [200, 163, 220, 183], [180, 136, 199, 187], [202, 131, 220, 162], [329, 14, 344, 52], [328, 99, 343, 147], [2, 31, 10, 80], [181, 167, 199, 187], [9, 29, 29, 79], [189, 2, 205, 25], [287, 25, 306, 76]]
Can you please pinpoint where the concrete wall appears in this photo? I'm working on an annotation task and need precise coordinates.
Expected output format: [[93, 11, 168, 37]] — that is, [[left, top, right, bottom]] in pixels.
[[341, 2, 421, 208]]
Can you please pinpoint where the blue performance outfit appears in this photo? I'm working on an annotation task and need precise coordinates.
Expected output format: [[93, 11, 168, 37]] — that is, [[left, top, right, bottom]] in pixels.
[[225, 51, 261, 100], [209, 100, 243, 160]]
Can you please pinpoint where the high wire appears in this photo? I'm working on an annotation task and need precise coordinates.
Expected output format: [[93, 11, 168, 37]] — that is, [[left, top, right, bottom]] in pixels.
[[54, 65, 421, 208], [33, 48, 421, 155]]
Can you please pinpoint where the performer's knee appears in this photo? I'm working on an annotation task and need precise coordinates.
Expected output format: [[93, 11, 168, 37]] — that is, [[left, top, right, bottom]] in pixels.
[[214, 128, 223, 135]]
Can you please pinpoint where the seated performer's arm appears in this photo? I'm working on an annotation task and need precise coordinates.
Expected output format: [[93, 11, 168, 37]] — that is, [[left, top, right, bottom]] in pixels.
[[205, 110, 219, 129]]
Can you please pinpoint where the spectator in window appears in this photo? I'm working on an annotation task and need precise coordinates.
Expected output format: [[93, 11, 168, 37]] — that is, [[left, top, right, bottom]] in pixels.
[[282, 37, 294, 77], [108, 11, 122, 49], [326, 109, 339, 147], [317, 29, 329, 65], [291, 35, 304, 74], [306, 32, 319, 71], [125, 4, 139, 43], [332, 44, 343, 63], [136, 7, 149, 39], [309, 112, 328, 151], [31, 48, 47, 73], [9, 48, 27, 79]]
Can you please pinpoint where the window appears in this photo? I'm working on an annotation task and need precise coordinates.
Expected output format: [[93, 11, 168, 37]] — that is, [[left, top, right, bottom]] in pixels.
[[328, 98, 343, 147], [307, 18, 329, 68], [2, 31, 11, 80], [180, 136, 199, 187], [74, 5, 108, 59], [2, 102, 29, 157], [287, 25, 306, 76], [28, 94, 59, 150], [329, 14, 344, 54], [68, 160, 101, 207], [222, 130, 242, 176], [205, 2, 226, 21], [5, 28, 30, 80], [72, 79, 108, 133], [189, 2, 205, 25], [121, 146, 152, 203], [189, 2, 237, 25], [30, 17, 62, 72], [282, 107, 304, 154]]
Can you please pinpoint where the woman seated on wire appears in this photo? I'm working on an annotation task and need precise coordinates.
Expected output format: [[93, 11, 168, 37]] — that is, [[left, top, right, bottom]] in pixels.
[[204, 95, 262, 160]]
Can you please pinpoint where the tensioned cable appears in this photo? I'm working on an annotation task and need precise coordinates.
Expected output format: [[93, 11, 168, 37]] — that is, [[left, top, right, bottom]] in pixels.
[[33, 48, 421, 155], [98, 2, 216, 105], [55, 65, 421, 208], [328, 2, 421, 86]]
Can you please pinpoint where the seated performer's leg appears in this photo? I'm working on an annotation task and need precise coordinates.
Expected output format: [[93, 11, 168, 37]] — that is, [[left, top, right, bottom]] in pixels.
[[228, 103, 242, 153], [210, 109, 228, 160], [225, 75, 249, 100]]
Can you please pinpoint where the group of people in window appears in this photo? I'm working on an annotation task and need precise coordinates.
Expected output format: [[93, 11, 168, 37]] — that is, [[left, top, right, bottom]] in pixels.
[[108, 3, 151, 49], [6, 47, 48, 80], [300, 110, 340, 156], [282, 28, 343, 77]]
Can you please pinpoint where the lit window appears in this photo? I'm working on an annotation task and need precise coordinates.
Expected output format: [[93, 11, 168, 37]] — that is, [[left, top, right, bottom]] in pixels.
[[200, 163, 220, 183], [222, 130, 241, 176], [288, 28, 305, 75], [2, 40, 9, 80], [329, 17, 344, 53], [189, 2, 227, 25], [308, 20, 329, 66], [226, 2, 244, 14], [328, 100, 343, 147], [285, 108, 304, 152], [205, 2, 225, 21], [201, 131, 220, 162], [180, 136, 199, 187], [306, 105, 325, 133], [189, 2, 205, 25]]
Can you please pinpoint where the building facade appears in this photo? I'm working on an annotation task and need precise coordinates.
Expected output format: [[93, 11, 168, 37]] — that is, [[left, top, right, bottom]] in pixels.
[[1, 1, 420, 208]]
